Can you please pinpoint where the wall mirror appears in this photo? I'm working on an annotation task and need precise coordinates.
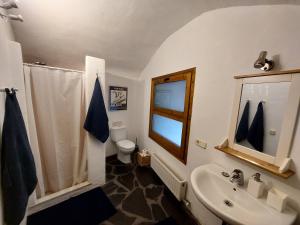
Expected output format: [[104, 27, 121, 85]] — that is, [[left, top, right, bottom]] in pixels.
[[216, 70, 300, 178], [236, 81, 290, 157]]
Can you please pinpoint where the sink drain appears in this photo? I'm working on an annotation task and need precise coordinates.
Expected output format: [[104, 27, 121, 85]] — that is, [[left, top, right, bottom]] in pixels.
[[221, 172, 230, 177], [224, 199, 233, 207]]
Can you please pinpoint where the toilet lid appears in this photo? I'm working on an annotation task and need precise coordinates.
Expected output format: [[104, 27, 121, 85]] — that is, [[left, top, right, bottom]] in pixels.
[[117, 140, 135, 149]]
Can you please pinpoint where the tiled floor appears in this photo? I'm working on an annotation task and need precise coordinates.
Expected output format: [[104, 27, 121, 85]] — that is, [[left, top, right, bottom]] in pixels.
[[100, 156, 199, 225]]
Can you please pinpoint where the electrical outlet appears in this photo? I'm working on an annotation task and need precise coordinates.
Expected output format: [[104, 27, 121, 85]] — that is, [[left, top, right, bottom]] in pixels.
[[195, 139, 207, 149]]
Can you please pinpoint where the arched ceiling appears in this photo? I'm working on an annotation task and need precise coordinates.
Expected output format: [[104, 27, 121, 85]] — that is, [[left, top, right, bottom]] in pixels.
[[10, 0, 300, 78]]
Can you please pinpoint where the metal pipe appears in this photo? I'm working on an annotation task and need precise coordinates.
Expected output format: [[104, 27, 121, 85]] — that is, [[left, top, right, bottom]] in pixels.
[[0, 12, 23, 22]]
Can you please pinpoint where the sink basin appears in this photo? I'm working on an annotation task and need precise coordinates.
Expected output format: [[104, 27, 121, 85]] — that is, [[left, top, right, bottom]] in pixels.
[[191, 164, 297, 225]]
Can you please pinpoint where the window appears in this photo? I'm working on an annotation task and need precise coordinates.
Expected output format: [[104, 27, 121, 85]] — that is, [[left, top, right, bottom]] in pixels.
[[149, 68, 195, 163]]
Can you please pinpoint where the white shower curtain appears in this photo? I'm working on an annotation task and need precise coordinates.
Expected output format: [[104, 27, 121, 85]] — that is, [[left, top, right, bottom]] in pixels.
[[23, 65, 87, 198]]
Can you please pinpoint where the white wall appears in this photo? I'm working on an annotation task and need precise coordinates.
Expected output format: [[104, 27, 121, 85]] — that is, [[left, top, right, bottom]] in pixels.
[[138, 5, 300, 225], [0, 9, 15, 41], [0, 14, 16, 225], [106, 74, 140, 156], [0, 15, 27, 225], [85, 56, 106, 185]]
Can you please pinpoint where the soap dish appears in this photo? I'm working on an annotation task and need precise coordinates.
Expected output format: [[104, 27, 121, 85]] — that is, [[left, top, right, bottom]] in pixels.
[[267, 188, 288, 212]]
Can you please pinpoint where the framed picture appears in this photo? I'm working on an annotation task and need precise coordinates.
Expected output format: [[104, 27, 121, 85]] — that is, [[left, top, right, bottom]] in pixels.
[[109, 86, 128, 111]]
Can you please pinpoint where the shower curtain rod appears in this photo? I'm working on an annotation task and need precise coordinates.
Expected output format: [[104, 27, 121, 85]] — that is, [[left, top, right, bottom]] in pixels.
[[23, 63, 84, 73]]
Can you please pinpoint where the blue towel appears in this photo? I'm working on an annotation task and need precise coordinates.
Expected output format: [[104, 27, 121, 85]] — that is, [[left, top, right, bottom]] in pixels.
[[235, 101, 249, 142], [1, 89, 37, 225], [247, 102, 264, 152], [84, 78, 109, 143]]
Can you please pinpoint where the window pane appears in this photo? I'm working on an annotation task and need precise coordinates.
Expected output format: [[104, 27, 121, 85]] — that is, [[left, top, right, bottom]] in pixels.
[[152, 114, 183, 146], [154, 80, 186, 112]]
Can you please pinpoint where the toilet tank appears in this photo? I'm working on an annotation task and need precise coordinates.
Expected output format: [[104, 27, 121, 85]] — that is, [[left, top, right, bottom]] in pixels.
[[110, 125, 127, 142]]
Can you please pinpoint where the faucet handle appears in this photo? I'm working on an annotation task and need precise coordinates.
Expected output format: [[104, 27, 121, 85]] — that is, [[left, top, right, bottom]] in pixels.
[[230, 169, 244, 186], [252, 173, 262, 182], [232, 169, 243, 174]]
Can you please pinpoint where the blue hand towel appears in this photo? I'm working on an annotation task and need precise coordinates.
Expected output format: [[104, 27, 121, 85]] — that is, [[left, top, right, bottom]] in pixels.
[[84, 78, 109, 143], [235, 101, 250, 142], [247, 102, 264, 152], [1, 89, 37, 225]]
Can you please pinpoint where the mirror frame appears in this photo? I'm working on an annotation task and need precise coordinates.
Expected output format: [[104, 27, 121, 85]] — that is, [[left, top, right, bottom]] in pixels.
[[227, 71, 300, 169]]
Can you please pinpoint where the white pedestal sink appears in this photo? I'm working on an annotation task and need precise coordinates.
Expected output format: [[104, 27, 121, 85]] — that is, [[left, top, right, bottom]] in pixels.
[[191, 164, 297, 225]]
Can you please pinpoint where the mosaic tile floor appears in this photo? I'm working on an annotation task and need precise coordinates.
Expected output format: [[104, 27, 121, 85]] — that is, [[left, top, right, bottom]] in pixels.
[[100, 156, 199, 225]]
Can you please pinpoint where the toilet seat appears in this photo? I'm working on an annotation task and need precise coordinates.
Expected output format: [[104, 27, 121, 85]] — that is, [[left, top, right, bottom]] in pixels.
[[117, 140, 135, 151]]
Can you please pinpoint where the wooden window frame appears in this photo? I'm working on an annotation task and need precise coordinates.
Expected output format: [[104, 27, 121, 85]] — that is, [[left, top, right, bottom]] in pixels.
[[149, 68, 196, 164]]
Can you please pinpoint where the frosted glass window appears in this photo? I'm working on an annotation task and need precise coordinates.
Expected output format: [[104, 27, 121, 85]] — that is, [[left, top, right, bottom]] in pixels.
[[152, 114, 183, 146], [154, 80, 186, 112]]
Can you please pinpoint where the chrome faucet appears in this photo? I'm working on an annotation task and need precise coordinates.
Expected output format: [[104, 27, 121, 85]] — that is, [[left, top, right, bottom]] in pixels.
[[230, 169, 244, 186]]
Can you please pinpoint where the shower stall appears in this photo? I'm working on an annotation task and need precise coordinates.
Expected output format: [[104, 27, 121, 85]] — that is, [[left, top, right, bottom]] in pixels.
[[23, 64, 87, 199], [20, 57, 107, 214]]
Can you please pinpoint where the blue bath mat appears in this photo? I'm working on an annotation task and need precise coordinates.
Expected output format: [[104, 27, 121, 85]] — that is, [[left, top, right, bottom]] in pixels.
[[27, 187, 116, 225], [156, 217, 178, 225]]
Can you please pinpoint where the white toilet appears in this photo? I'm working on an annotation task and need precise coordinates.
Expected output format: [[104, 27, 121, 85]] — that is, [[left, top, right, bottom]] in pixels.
[[110, 125, 135, 164]]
